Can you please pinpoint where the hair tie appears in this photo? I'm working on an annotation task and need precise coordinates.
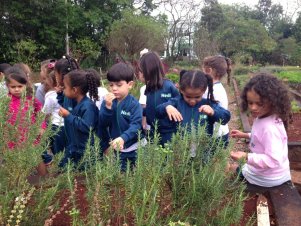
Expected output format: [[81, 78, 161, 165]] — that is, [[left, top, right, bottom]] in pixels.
[[47, 62, 56, 69]]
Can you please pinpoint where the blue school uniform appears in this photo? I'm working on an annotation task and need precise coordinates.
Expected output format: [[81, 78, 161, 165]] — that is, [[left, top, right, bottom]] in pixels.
[[156, 96, 231, 143], [99, 94, 143, 171], [58, 96, 98, 168], [144, 79, 179, 145]]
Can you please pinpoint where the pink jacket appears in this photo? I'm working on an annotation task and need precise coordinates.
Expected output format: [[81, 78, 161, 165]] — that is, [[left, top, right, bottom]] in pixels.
[[247, 115, 290, 177], [7, 94, 46, 149]]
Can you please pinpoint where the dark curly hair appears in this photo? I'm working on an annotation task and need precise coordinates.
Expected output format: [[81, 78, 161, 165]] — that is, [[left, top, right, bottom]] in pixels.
[[65, 69, 99, 102], [241, 73, 292, 129]]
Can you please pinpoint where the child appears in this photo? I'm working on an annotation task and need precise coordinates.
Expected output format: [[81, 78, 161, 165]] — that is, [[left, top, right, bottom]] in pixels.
[[13, 63, 32, 80], [230, 73, 291, 187], [140, 51, 179, 145], [0, 63, 11, 96], [4, 66, 46, 149], [202, 55, 232, 147], [156, 70, 231, 151], [98, 63, 145, 172], [36, 59, 56, 105], [58, 69, 99, 168], [42, 70, 66, 155]]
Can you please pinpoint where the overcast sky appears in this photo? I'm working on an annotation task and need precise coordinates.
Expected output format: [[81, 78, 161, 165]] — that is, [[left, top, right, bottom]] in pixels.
[[219, 0, 300, 19]]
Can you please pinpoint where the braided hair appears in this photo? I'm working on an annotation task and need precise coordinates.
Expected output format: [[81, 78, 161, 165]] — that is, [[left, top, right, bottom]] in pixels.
[[55, 55, 80, 78]]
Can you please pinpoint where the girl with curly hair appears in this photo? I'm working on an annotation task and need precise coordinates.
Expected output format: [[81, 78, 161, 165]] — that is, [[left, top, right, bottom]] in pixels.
[[230, 73, 292, 187]]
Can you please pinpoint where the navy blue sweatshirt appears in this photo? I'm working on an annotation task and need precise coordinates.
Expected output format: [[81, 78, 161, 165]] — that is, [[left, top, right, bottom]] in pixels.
[[144, 79, 179, 133], [99, 94, 143, 149], [156, 96, 231, 136], [60, 96, 98, 166]]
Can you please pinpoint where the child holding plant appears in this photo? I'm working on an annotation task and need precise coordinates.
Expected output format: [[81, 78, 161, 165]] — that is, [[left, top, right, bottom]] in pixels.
[[4, 66, 46, 149], [98, 62, 145, 172], [230, 73, 291, 187], [202, 55, 232, 147], [58, 69, 99, 168], [156, 70, 231, 155], [140, 51, 179, 146]]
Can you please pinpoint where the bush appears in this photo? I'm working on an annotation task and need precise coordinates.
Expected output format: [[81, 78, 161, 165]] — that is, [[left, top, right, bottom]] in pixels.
[[0, 93, 247, 225], [166, 73, 180, 84], [275, 70, 301, 83]]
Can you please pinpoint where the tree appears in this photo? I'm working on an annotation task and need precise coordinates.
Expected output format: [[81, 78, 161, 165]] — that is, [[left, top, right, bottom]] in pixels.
[[193, 26, 219, 61], [218, 18, 276, 62], [201, 0, 225, 34], [161, 0, 201, 61], [107, 10, 166, 60]]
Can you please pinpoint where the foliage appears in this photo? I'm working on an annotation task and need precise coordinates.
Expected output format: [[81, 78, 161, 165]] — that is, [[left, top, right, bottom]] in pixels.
[[0, 90, 247, 225], [275, 70, 301, 83], [233, 74, 250, 90], [107, 10, 166, 60], [291, 100, 301, 113], [165, 73, 180, 84]]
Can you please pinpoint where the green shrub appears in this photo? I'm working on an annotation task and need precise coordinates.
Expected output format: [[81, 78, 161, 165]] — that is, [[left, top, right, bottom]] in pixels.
[[166, 73, 180, 84], [233, 66, 259, 75], [0, 93, 247, 225], [275, 70, 301, 83]]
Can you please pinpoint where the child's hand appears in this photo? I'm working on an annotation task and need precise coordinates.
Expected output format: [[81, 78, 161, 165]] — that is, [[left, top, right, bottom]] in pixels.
[[105, 93, 116, 109], [230, 151, 248, 161], [59, 107, 69, 118], [110, 137, 124, 150], [166, 105, 183, 122], [198, 105, 214, 116]]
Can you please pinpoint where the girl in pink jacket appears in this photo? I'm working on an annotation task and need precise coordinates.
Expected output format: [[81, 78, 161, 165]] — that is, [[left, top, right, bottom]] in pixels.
[[4, 66, 46, 149], [230, 73, 292, 187]]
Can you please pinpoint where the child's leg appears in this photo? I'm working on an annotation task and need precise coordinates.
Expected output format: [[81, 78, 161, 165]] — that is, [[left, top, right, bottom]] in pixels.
[[119, 151, 137, 172], [53, 125, 67, 155]]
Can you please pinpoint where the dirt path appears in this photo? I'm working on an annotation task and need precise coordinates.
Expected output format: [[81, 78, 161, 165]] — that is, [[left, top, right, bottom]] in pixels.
[[224, 81, 249, 152]]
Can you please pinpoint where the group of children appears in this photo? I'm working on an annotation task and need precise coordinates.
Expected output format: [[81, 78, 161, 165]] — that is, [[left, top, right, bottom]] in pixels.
[[0, 50, 293, 187]]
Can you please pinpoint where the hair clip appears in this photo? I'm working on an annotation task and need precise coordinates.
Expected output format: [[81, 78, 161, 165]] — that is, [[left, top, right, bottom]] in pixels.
[[48, 62, 56, 69]]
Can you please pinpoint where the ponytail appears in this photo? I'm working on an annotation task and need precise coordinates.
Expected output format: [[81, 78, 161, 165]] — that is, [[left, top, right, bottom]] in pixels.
[[86, 72, 99, 102], [204, 73, 216, 103]]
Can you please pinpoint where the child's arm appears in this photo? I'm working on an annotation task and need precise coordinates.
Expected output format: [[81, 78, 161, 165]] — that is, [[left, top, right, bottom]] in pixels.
[[98, 94, 115, 128], [200, 103, 230, 125], [166, 105, 183, 122], [60, 105, 98, 133], [116, 103, 143, 149], [230, 130, 250, 139], [156, 98, 180, 120]]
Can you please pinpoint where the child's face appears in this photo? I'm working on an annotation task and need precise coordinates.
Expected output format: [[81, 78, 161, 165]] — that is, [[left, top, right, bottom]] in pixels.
[[40, 67, 47, 84], [7, 79, 26, 98], [247, 89, 271, 118], [44, 77, 54, 93], [181, 87, 204, 107], [63, 76, 76, 99], [109, 80, 133, 101], [138, 71, 145, 83]]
